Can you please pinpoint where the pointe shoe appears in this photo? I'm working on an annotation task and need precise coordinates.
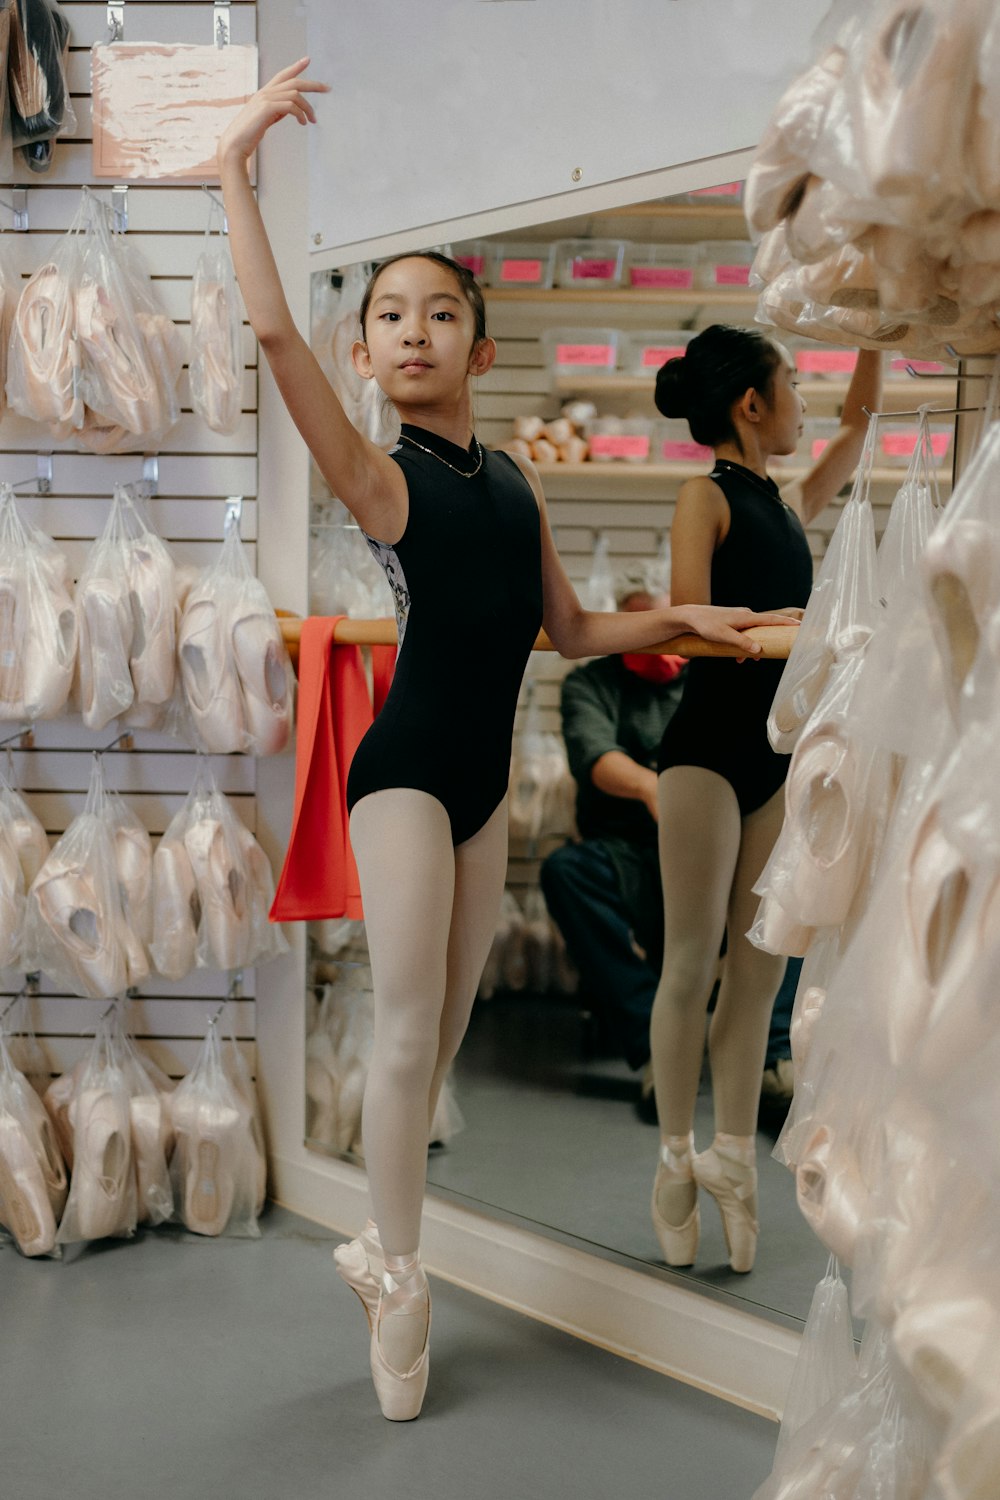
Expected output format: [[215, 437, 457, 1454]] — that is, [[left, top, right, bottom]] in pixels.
[[230, 605, 293, 757], [890, 1270, 994, 1420], [77, 576, 135, 731], [150, 837, 201, 981], [127, 541, 177, 708], [0, 830, 24, 969], [789, 984, 825, 1075], [370, 1262, 431, 1422], [183, 816, 249, 971], [170, 1089, 246, 1236], [750, 891, 814, 958], [794, 1126, 867, 1266], [6, 263, 82, 428], [333, 1227, 383, 1330], [178, 593, 246, 754], [71, 1086, 134, 1241], [692, 1144, 758, 1274], [190, 277, 242, 434], [0, 1110, 58, 1256], [780, 730, 866, 929], [129, 1091, 173, 1225], [29, 860, 128, 999], [21, 564, 77, 723], [922, 518, 998, 712], [43, 1062, 85, 1169], [18, 1077, 68, 1221], [651, 1163, 699, 1267], [5, 800, 50, 889]]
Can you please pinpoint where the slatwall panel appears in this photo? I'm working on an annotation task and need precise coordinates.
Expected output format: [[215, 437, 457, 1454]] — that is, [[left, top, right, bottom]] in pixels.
[[0, 0, 262, 1077], [470, 211, 956, 896]]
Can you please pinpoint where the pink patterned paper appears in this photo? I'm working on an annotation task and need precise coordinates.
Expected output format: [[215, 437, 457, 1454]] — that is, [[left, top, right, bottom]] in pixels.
[[714, 264, 750, 286], [641, 345, 685, 367], [630, 266, 694, 289], [499, 258, 543, 283], [91, 43, 259, 182], [881, 431, 952, 458], [661, 439, 712, 462], [555, 343, 615, 367], [590, 434, 649, 459], [570, 258, 617, 280], [797, 350, 857, 374]]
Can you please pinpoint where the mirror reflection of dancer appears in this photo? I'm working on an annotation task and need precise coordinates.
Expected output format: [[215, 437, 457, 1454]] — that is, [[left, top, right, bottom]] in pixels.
[[219, 64, 799, 1421], [648, 327, 881, 1275]]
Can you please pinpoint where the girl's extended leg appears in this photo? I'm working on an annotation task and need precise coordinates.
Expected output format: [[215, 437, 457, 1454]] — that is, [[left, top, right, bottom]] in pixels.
[[649, 766, 742, 1138], [427, 797, 510, 1132], [350, 788, 456, 1257], [708, 786, 787, 1136]]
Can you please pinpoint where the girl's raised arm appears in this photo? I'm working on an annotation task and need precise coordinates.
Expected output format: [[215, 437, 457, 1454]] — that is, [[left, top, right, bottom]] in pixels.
[[217, 60, 407, 542], [782, 347, 882, 526]]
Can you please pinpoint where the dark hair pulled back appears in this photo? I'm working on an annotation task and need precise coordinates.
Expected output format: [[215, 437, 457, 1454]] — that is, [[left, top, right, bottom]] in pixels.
[[654, 324, 783, 449], [358, 251, 488, 343]]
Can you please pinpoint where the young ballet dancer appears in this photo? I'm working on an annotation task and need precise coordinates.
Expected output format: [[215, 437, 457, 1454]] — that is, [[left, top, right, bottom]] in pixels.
[[648, 325, 881, 1275], [218, 62, 799, 1420]]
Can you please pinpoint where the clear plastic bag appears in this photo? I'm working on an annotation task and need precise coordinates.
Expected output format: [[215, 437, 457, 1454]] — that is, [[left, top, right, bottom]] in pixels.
[[189, 204, 243, 437], [222, 1032, 266, 1216], [150, 763, 288, 979], [56, 1008, 138, 1247], [768, 420, 880, 753], [876, 410, 942, 608], [169, 1017, 261, 1237], [0, 483, 78, 721], [0, 768, 49, 970], [0, 234, 18, 420], [22, 755, 136, 999], [774, 1256, 857, 1466], [177, 522, 294, 756], [318, 261, 399, 449], [7, 0, 76, 152], [305, 974, 373, 1155], [580, 531, 615, 613], [5, 237, 83, 431], [0, 1029, 67, 1257], [743, 45, 847, 236]]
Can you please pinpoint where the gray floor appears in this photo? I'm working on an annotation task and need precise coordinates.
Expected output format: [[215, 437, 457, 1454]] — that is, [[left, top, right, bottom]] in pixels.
[[2, 1205, 779, 1500], [425, 992, 828, 1327]]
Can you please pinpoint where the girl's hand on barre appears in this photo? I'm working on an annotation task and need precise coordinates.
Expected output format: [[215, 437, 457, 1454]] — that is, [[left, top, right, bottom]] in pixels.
[[674, 605, 802, 657], [776, 606, 806, 621], [218, 58, 329, 167]]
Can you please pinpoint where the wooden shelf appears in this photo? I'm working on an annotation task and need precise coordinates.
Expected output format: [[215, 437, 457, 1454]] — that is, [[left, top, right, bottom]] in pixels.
[[531, 462, 944, 486], [484, 286, 756, 307], [551, 375, 959, 406]]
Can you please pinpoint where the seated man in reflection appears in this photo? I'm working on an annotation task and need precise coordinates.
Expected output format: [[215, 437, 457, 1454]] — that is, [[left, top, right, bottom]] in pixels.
[[540, 579, 685, 1116]]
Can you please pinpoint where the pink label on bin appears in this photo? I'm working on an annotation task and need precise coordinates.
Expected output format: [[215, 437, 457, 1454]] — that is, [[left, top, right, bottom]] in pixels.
[[629, 266, 695, 289], [571, 257, 617, 280], [661, 439, 712, 462], [641, 345, 686, 367], [714, 264, 750, 286], [881, 431, 952, 458], [692, 182, 741, 197], [890, 357, 945, 375], [556, 343, 615, 367], [797, 350, 858, 374], [589, 434, 650, 460], [455, 254, 485, 276], [500, 258, 543, 283]]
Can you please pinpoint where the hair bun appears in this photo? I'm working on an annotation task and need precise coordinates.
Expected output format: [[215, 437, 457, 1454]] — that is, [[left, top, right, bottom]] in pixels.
[[654, 355, 692, 419]]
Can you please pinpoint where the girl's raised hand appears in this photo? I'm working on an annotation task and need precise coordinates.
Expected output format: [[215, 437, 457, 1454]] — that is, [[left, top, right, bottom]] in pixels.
[[217, 58, 329, 166]]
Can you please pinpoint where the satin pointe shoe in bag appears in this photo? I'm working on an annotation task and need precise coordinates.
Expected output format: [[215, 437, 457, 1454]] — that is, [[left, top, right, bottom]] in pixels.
[[129, 1090, 173, 1225], [0, 830, 24, 968], [750, 891, 815, 959], [742, 45, 846, 235], [922, 518, 998, 711], [795, 1126, 868, 1267], [6, 263, 82, 428], [692, 1140, 758, 1274], [170, 1089, 247, 1236], [178, 588, 246, 754], [890, 1269, 994, 1421], [150, 837, 200, 981], [0, 1109, 58, 1256], [6, 804, 50, 890], [790, 984, 826, 1076], [77, 576, 135, 731], [183, 816, 249, 970], [370, 1258, 431, 1422], [71, 1086, 134, 1242], [780, 731, 867, 930], [127, 540, 176, 709], [19, 1077, 68, 1221], [651, 1136, 699, 1267], [23, 568, 77, 724], [230, 604, 293, 756], [29, 861, 128, 999], [333, 1222, 384, 1331], [43, 1062, 85, 1169]]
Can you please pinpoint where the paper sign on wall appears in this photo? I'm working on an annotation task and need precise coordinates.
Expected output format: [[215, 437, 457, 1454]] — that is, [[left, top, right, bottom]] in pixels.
[[91, 43, 259, 181]]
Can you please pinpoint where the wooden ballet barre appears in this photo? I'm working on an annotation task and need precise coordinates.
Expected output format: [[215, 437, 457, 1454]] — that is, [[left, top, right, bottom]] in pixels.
[[276, 616, 797, 669]]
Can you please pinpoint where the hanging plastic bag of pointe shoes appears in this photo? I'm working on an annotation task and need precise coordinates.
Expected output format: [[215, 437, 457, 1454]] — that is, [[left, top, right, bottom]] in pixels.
[[743, 42, 848, 237], [56, 1008, 138, 1247], [121, 489, 179, 728], [319, 261, 399, 449], [927, 1311, 1000, 1500], [105, 788, 153, 986], [768, 417, 880, 753], [168, 1016, 260, 1237], [118, 1021, 175, 1228], [22, 755, 134, 999], [189, 202, 244, 437], [6, 0, 76, 173], [177, 519, 294, 756], [150, 763, 288, 979], [4, 989, 52, 1097], [773, 1256, 857, 1467], [0, 1028, 67, 1257], [4, 216, 84, 433], [222, 1031, 267, 1218], [73, 201, 186, 455], [75, 490, 140, 731], [876, 407, 943, 607], [920, 417, 1000, 725], [0, 484, 78, 722], [580, 531, 615, 614]]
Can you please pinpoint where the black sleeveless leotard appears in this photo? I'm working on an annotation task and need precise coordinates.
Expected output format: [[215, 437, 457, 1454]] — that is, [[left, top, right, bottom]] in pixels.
[[657, 459, 813, 815], [346, 424, 544, 846]]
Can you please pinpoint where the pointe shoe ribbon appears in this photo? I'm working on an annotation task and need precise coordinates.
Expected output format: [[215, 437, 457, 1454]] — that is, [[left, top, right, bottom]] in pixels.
[[692, 1146, 758, 1274], [370, 1265, 431, 1422]]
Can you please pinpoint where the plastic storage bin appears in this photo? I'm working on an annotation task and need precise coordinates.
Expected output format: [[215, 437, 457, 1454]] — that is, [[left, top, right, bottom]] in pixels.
[[625, 243, 699, 291], [651, 418, 713, 466], [542, 328, 620, 379], [665, 180, 745, 206], [621, 329, 692, 377], [555, 239, 626, 290], [878, 423, 953, 468], [488, 242, 556, 289], [798, 418, 841, 464], [886, 354, 954, 379], [697, 241, 755, 290], [587, 416, 653, 463], [451, 241, 489, 282]]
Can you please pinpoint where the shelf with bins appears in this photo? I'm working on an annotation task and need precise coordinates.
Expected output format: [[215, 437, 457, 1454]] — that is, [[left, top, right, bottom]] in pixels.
[[529, 462, 949, 487], [550, 375, 960, 409], [484, 286, 756, 308]]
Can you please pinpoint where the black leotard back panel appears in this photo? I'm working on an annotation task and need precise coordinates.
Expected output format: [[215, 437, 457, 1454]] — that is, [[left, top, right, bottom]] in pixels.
[[657, 460, 814, 815], [346, 425, 544, 845]]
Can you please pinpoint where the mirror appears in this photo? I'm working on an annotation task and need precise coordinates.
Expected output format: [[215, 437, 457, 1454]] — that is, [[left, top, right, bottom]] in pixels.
[[302, 182, 956, 1328]]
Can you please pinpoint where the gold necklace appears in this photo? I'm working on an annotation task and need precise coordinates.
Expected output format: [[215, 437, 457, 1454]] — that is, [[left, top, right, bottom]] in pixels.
[[400, 431, 484, 478]]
